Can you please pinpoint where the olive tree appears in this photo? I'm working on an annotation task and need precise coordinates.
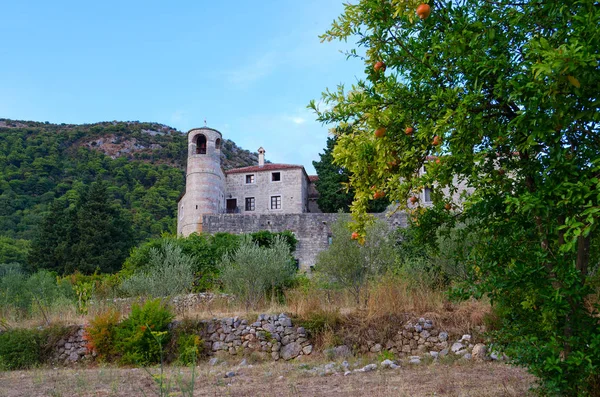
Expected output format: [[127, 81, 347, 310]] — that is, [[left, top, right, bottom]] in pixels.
[[311, 0, 599, 394]]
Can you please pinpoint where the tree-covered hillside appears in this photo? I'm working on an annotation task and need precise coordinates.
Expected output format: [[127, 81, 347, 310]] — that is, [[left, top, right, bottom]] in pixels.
[[0, 119, 259, 242]]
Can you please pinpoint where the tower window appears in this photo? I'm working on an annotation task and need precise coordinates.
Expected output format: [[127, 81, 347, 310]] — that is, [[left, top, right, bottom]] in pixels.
[[271, 172, 281, 182], [271, 195, 281, 210], [196, 134, 207, 154], [245, 174, 255, 184], [245, 197, 255, 211], [215, 138, 221, 150]]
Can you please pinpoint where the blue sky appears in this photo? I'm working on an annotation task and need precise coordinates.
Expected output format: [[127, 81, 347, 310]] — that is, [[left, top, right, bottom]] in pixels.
[[0, 0, 366, 174]]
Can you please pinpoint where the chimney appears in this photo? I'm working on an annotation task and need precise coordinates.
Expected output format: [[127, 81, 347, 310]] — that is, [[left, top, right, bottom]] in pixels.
[[258, 147, 265, 167]]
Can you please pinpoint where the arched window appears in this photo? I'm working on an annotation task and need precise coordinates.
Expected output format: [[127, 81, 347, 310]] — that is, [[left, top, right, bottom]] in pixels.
[[215, 138, 221, 150], [196, 134, 207, 154]]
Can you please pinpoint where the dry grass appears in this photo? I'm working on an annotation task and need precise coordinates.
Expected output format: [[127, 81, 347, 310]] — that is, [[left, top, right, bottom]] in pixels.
[[0, 357, 536, 397]]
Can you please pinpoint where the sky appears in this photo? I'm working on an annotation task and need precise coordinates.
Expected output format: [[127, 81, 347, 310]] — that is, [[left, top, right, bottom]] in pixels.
[[0, 0, 367, 174]]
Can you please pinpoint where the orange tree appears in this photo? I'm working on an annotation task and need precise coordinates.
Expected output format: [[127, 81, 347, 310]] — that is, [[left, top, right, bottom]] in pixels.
[[310, 0, 599, 394]]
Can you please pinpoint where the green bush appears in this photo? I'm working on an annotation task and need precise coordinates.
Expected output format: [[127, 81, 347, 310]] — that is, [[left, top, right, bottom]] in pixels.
[[0, 328, 44, 370], [120, 241, 195, 298], [176, 334, 203, 365], [218, 235, 297, 310], [296, 308, 342, 337], [115, 299, 174, 365]]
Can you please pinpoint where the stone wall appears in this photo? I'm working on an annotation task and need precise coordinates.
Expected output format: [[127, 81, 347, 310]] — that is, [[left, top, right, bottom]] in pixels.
[[196, 313, 312, 361], [202, 212, 409, 270], [51, 313, 312, 365]]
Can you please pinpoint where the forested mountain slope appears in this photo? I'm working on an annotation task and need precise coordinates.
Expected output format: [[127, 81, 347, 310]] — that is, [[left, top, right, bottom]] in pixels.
[[0, 119, 258, 241]]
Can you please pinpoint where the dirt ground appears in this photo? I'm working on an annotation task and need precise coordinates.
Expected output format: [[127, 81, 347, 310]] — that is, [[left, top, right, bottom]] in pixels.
[[0, 358, 535, 397]]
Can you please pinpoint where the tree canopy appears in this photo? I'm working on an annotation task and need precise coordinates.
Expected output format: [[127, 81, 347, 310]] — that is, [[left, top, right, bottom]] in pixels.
[[311, 0, 599, 394]]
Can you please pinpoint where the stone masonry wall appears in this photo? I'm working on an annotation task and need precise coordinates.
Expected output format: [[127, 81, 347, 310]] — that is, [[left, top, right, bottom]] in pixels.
[[202, 212, 409, 271], [197, 313, 312, 361]]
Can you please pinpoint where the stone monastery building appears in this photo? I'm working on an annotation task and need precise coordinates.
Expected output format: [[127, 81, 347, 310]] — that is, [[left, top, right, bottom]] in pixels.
[[177, 127, 407, 270]]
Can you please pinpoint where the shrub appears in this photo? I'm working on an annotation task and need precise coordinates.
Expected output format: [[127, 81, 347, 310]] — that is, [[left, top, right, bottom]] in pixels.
[[0, 328, 43, 370], [314, 215, 396, 304], [84, 309, 120, 361], [176, 334, 203, 365], [218, 235, 297, 310], [115, 299, 174, 365], [120, 241, 195, 298]]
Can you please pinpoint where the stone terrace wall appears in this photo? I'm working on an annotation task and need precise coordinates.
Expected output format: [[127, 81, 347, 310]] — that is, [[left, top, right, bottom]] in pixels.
[[51, 313, 312, 365], [202, 212, 409, 271], [197, 313, 312, 361]]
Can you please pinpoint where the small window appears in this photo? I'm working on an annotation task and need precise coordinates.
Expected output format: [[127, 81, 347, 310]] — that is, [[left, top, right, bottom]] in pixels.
[[271, 195, 281, 210], [215, 138, 221, 150], [271, 172, 281, 182], [245, 174, 255, 184], [245, 197, 255, 211], [424, 187, 432, 202]]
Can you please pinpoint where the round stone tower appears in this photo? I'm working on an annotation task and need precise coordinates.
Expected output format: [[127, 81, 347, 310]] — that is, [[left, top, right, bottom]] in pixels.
[[177, 127, 225, 236]]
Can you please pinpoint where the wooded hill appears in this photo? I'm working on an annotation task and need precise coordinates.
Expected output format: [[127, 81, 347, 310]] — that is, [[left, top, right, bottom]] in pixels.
[[0, 119, 259, 243]]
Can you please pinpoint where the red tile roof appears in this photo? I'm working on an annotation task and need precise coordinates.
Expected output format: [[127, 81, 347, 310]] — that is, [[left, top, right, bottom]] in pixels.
[[225, 163, 304, 174], [308, 175, 319, 182]]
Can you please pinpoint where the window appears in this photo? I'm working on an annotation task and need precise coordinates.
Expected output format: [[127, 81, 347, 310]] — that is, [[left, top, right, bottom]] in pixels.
[[245, 197, 255, 211], [423, 187, 432, 202], [271, 172, 281, 182], [245, 174, 255, 184], [271, 195, 281, 210], [215, 138, 221, 150], [195, 134, 207, 154]]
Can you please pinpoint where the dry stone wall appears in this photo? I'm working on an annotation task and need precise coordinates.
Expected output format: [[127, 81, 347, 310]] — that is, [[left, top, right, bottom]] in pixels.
[[197, 313, 312, 360]]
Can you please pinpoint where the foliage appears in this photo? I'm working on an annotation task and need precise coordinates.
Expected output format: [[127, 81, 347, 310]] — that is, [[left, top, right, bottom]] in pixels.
[[313, 137, 389, 213], [0, 120, 258, 242], [84, 309, 120, 361], [175, 333, 203, 365], [123, 231, 297, 292], [218, 235, 297, 310], [295, 308, 342, 337], [0, 236, 30, 265], [28, 180, 135, 274], [314, 215, 396, 304], [312, 0, 600, 394], [115, 299, 174, 365], [0, 264, 75, 320], [0, 328, 44, 370], [120, 241, 195, 298]]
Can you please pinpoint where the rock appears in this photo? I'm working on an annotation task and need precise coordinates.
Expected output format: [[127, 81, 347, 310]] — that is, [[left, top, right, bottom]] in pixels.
[[238, 359, 247, 367], [251, 321, 261, 327], [280, 342, 302, 360], [69, 352, 79, 362], [429, 351, 439, 359], [455, 349, 468, 356], [344, 371, 352, 376], [472, 343, 487, 361], [451, 342, 464, 353], [332, 345, 352, 358], [302, 345, 313, 355], [380, 359, 395, 368], [463, 353, 472, 360], [279, 317, 292, 327], [438, 332, 448, 341], [224, 371, 236, 378], [461, 334, 472, 342], [342, 361, 349, 370], [439, 348, 449, 357], [420, 330, 430, 339], [370, 344, 382, 353], [262, 323, 276, 333], [414, 325, 423, 332], [297, 327, 306, 335], [64, 343, 72, 350], [360, 364, 377, 372], [390, 363, 400, 369], [409, 357, 421, 364], [212, 342, 225, 351], [271, 351, 280, 360]]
